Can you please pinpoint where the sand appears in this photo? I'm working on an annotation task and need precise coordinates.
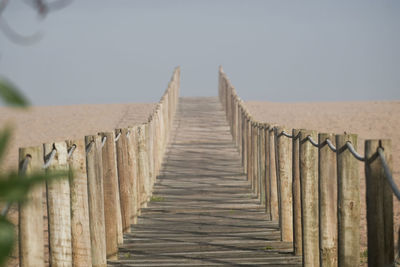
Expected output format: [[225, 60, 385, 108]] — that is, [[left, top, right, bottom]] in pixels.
[[246, 100, 400, 257], [0, 103, 155, 172]]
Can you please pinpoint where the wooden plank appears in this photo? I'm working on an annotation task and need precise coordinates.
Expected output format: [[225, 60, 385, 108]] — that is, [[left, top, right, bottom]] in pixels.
[[67, 139, 92, 267], [18, 146, 45, 267]]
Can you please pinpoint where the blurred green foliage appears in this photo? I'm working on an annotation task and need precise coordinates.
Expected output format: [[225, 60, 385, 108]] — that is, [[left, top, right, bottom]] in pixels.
[[0, 79, 67, 266]]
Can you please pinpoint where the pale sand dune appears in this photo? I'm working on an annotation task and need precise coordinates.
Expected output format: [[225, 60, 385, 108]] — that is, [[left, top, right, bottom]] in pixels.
[[246, 100, 400, 254], [0, 103, 155, 172]]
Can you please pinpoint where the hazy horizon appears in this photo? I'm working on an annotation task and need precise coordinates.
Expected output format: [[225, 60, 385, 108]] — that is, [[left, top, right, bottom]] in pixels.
[[1, 0, 399, 106]]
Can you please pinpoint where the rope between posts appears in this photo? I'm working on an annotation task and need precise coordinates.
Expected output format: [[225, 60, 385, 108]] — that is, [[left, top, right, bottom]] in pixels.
[[43, 148, 57, 169], [378, 147, 400, 201], [115, 132, 122, 142], [101, 136, 107, 148], [346, 142, 365, 162], [67, 144, 76, 158]]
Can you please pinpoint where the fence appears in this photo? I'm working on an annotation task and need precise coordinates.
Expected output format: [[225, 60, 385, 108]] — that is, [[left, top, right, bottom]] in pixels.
[[218, 66, 397, 267], [3, 67, 180, 267]]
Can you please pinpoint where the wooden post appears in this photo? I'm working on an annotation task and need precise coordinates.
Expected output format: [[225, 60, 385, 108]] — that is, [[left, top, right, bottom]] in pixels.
[[127, 127, 139, 224], [299, 130, 319, 266], [115, 128, 132, 233], [18, 146, 45, 267], [292, 129, 302, 256], [85, 135, 107, 267], [252, 122, 258, 195], [44, 142, 72, 266], [137, 124, 150, 207], [259, 124, 266, 206], [264, 124, 271, 215], [318, 133, 337, 266], [67, 140, 92, 266], [365, 140, 394, 266], [275, 126, 293, 242], [336, 133, 360, 267], [269, 127, 279, 221], [99, 132, 121, 259]]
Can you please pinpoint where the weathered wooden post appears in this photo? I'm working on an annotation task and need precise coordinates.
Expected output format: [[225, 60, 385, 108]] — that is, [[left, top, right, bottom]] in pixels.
[[299, 130, 319, 266], [268, 127, 279, 221], [292, 129, 302, 256], [137, 124, 150, 207], [336, 133, 360, 267], [259, 124, 266, 206], [99, 132, 122, 259], [275, 127, 293, 242], [264, 124, 271, 215], [365, 140, 394, 266], [44, 142, 73, 266], [247, 117, 252, 183], [85, 135, 107, 267], [115, 128, 132, 232], [18, 146, 45, 267], [127, 127, 139, 224], [252, 122, 258, 195], [318, 133, 337, 266], [67, 140, 92, 266]]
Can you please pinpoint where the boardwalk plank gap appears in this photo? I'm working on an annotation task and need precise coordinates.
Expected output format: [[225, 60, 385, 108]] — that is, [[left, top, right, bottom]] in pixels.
[[108, 97, 301, 266]]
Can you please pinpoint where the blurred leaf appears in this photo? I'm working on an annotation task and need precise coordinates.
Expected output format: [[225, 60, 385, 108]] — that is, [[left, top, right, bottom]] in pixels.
[[0, 127, 12, 165], [0, 79, 29, 107], [0, 217, 15, 266], [0, 170, 68, 203]]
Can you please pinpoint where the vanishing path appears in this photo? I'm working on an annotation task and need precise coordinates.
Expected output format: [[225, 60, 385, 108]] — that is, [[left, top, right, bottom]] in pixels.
[[109, 97, 301, 266]]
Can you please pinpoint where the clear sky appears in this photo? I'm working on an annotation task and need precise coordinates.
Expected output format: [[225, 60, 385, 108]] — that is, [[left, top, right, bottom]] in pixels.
[[0, 0, 399, 105]]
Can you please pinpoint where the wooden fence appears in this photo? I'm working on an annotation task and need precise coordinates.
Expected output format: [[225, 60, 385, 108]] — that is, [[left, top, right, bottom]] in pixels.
[[218, 66, 396, 267], [12, 67, 180, 267]]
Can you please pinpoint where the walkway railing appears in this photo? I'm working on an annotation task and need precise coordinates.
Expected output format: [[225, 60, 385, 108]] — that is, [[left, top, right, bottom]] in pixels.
[[219, 66, 397, 266], [4, 67, 180, 266]]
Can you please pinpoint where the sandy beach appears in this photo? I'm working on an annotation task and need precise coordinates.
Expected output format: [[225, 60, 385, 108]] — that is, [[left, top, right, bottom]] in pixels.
[[0, 103, 155, 172], [246, 100, 400, 256]]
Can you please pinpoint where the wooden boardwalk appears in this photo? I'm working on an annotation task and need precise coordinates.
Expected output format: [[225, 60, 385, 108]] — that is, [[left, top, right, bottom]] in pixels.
[[108, 97, 301, 266]]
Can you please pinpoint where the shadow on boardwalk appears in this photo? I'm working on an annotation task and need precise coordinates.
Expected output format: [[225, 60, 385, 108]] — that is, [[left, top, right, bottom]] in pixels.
[[108, 97, 302, 266]]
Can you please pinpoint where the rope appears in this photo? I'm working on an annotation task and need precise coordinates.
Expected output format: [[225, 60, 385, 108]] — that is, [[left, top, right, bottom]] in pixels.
[[378, 147, 400, 201], [115, 132, 122, 142], [101, 136, 107, 148], [67, 144, 76, 158], [126, 130, 131, 137], [346, 142, 365, 162], [43, 148, 57, 169], [307, 136, 320, 148], [326, 139, 337, 152], [86, 141, 94, 154]]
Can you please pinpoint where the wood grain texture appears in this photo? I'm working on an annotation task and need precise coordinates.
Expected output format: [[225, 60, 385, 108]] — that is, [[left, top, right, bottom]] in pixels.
[[44, 142, 72, 267], [99, 132, 120, 259], [365, 139, 393, 266], [67, 139, 92, 267], [18, 146, 45, 267], [318, 133, 337, 267], [299, 130, 319, 267], [292, 129, 302, 256], [85, 135, 107, 267], [276, 126, 293, 243], [336, 134, 360, 267]]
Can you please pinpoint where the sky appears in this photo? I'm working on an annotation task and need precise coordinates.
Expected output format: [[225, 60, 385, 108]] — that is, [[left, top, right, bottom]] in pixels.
[[0, 0, 399, 105]]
